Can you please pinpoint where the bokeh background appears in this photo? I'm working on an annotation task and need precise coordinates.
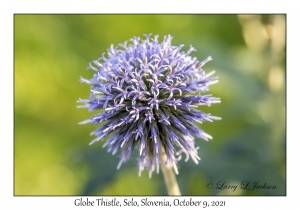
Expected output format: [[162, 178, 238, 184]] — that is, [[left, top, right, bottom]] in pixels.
[[14, 14, 286, 196]]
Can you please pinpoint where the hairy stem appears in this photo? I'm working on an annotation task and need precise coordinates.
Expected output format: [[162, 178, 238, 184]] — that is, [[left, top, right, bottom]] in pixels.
[[160, 146, 181, 196]]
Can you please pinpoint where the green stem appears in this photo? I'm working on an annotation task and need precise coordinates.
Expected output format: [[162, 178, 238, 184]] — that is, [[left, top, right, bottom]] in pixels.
[[160, 146, 181, 196]]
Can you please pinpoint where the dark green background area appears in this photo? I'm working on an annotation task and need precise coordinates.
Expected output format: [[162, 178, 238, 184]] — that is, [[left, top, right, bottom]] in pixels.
[[14, 14, 286, 195]]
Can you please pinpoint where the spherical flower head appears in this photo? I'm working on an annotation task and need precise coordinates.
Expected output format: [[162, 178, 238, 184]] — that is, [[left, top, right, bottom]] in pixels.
[[78, 34, 221, 177]]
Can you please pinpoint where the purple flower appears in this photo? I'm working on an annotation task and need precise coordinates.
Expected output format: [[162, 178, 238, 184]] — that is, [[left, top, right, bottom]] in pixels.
[[78, 34, 221, 177]]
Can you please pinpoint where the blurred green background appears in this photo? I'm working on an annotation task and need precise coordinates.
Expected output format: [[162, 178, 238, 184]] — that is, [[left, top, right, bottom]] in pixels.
[[14, 14, 286, 196]]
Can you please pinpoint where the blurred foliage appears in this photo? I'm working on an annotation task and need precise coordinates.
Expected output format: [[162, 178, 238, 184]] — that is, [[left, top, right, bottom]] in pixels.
[[14, 14, 286, 195]]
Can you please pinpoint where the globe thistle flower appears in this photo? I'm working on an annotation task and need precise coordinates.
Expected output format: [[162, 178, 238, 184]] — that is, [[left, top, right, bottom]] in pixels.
[[77, 34, 221, 178]]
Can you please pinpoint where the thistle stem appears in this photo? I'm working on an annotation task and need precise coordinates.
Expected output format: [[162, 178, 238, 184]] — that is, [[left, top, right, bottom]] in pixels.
[[160, 146, 181, 196]]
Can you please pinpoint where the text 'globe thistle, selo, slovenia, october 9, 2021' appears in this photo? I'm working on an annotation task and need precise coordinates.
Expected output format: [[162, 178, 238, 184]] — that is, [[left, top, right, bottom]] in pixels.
[[77, 34, 221, 178]]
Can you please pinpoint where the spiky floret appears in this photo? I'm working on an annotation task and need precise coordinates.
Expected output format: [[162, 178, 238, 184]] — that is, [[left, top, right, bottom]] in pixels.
[[78, 34, 221, 177]]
